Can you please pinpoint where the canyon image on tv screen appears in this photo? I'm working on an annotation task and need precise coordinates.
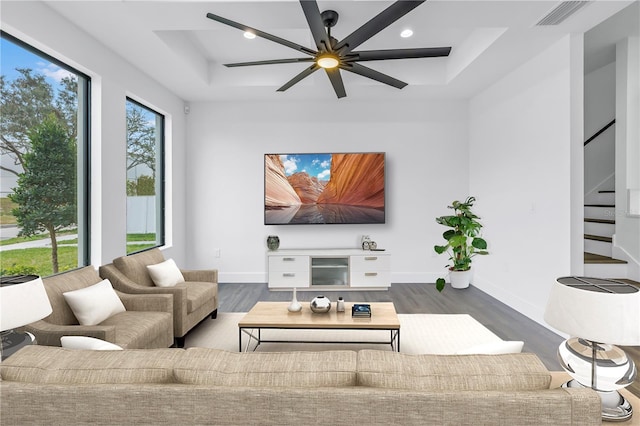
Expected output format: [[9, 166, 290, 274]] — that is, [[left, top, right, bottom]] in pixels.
[[264, 152, 385, 225]]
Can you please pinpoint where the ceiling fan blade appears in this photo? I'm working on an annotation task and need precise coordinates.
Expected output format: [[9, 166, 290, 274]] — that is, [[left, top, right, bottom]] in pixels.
[[342, 62, 407, 89], [325, 68, 347, 99], [277, 64, 320, 92], [299, 1, 331, 52], [206, 12, 316, 56], [349, 47, 451, 62], [225, 58, 315, 67], [334, 1, 426, 53]]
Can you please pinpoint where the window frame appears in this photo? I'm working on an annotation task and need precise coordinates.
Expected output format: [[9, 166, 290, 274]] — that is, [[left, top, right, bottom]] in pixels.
[[125, 96, 166, 253], [1, 30, 91, 272]]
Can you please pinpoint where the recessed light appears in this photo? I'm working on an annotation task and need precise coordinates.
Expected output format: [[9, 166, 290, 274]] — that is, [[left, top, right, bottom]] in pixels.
[[400, 29, 413, 38], [243, 31, 256, 39]]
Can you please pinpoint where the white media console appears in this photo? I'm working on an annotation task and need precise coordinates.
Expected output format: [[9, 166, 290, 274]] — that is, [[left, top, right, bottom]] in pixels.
[[267, 249, 390, 290]]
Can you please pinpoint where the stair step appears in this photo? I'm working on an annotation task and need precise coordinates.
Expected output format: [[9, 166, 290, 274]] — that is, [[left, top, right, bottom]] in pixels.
[[584, 252, 627, 264], [585, 234, 613, 243], [584, 218, 615, 224]]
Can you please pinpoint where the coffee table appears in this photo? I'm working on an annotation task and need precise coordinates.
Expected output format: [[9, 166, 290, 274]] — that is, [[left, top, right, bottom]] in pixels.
[[238, 301, 400, 352]]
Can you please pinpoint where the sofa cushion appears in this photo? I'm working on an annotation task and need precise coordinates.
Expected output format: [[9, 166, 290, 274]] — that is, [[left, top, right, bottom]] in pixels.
[[62, 279, 126, 326], [147, 258, 185, 287], [175, 348, 357, 387], [357, 350, 551, 391], [0, 345, 183, 384]]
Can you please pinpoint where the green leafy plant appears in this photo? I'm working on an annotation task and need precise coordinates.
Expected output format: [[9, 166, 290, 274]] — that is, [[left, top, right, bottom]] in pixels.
[[434, 196, 489, 292]]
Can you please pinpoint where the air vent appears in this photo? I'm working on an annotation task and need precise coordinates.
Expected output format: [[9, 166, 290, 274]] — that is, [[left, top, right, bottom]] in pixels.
[[536, 1, 590, 26]]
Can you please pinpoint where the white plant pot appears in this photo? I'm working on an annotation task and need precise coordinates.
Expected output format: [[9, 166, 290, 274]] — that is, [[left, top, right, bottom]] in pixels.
[[449, 269, 473, 289]]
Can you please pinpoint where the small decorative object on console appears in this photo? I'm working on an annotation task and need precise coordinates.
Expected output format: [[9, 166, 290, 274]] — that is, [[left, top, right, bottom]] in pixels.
[[310, 295, 331, 313], [352, 303, 372, 318], [336, 297, 345, 312], [266, 235, 280, 251], [287, 287, 302, 313]]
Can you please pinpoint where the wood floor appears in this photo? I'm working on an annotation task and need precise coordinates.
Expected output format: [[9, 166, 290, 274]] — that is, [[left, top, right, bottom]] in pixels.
[[216, 282, 564, 369]]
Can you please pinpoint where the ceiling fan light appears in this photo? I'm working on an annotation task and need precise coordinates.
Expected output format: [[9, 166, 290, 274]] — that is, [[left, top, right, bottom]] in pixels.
[[317, 55, 340, 69], [243, 31, 256, 39]]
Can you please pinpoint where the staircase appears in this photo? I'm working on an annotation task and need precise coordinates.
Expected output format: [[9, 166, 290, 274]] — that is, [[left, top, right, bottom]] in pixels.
[[583, 189, 628, 277]]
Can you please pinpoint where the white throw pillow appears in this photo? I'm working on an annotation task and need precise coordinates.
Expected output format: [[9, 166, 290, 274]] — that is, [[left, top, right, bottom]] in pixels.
[[60, 336, 123, 350], [146, 258, 185, 287], [63, 279, 126, 326], [456, 341, 524, 355]]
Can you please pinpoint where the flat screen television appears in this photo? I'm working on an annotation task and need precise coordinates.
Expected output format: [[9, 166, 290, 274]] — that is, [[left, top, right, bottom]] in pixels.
[[265, 152, 385, 225]]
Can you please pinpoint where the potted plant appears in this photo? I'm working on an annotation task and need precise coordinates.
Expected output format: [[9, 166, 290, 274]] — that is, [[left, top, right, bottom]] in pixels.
[[434, 196, 489, 292]]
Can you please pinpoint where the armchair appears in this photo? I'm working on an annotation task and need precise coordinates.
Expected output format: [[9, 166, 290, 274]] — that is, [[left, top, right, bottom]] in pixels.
[[25, 266, 173, 349], [99, 249, 218, 347]]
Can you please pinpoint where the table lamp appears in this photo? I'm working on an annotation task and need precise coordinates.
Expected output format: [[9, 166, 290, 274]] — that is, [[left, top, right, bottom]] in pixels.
[[0, 275, 52, 360], [544, 276, 640, 422]]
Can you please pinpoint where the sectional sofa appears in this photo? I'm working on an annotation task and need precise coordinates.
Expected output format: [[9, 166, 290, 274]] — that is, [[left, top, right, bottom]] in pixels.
[[0, 345, 601, 425]]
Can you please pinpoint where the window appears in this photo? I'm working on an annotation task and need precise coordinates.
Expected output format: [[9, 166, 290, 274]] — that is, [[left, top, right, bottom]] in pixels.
[[0, 31, 90, 277], [126, 98, 164, 253]]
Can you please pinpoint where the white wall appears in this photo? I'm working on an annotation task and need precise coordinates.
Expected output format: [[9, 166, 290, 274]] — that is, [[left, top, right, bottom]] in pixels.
[[614, 36, 640, 279], [185, 100, 469, 283], [1, 1, 188, 266], [468, 36, 582, 327], [584, 61, 616, 195]]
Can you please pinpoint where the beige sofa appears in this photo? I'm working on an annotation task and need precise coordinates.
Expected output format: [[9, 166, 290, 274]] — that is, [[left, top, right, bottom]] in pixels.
[[0, 345, 601, 425], [24, 266, 174, 349], [99, 249, 218, 347]]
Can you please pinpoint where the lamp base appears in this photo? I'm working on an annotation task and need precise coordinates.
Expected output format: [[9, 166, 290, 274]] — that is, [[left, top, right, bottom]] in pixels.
[[1, 330, 35, 361], [563, 379, 633, 422]]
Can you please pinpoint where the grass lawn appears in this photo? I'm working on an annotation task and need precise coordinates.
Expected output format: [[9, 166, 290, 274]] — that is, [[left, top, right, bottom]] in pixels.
[[0, 197, 18, 225], [0, 246, 79, 276]]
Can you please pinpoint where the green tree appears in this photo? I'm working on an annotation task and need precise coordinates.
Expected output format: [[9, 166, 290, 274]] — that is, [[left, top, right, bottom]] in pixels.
[[0, 69, 56, 176], [127, 103, 156, 174], [9, 114, 77, 273]]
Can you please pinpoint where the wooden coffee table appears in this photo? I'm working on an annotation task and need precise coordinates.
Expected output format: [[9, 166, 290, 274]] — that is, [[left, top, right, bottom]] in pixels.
[[238, 301, 400, 352]]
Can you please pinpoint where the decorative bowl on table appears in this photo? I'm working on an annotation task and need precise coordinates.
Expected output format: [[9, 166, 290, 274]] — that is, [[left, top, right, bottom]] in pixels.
[[310, 295, 331, 313]]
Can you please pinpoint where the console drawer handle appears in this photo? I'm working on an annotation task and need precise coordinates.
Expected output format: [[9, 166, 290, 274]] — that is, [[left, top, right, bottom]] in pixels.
[[365, 272, 378, 277], [364, 257, 378, 261], [282, 258, 296, 262], [282, 273, 296, 277]]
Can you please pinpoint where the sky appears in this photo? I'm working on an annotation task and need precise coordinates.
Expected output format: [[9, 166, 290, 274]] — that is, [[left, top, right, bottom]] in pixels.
[[279, 154, 332, 181], [1, 36, 73, 85]]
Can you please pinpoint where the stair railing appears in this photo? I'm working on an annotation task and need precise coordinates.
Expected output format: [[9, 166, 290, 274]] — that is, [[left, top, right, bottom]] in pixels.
[[584, 119, 615, 146]]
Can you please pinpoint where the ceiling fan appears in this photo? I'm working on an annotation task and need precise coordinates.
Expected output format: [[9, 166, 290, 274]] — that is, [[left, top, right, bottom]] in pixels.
[[206, 0, 451, 98]]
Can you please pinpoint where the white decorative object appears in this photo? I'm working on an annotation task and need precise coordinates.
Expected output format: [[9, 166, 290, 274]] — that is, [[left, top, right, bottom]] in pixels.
[[63, 279, 126, 326], [146, 258, 185, 287], [456, 341, 524, 355], [336, 297, 345, 313], [60, 336, 123, 350], [287, 288, 302, 312], [449, 269, 472, 289]]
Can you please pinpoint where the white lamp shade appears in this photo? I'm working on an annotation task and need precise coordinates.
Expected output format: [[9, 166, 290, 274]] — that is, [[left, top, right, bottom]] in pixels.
[[544, 277, 640, 346], [0, 276, 53, 331]]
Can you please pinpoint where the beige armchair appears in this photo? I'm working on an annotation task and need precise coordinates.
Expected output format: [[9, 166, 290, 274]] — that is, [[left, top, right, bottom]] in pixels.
[[99, 249, 218, 347], [26, 266, 174, 349]]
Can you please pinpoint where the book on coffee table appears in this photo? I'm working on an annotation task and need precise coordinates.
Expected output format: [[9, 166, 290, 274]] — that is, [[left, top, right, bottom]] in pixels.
[[352, 303, 372, 317]]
